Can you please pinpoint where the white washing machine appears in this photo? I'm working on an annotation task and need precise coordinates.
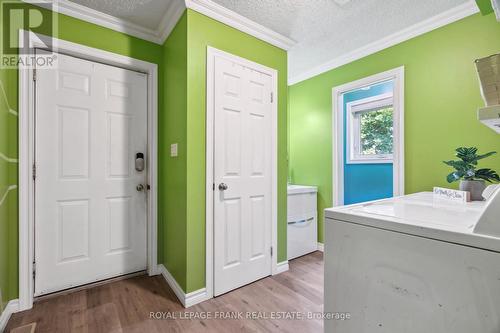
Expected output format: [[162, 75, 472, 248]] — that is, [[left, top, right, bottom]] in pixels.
[[287, 185, 318, 260], [324, 187, 500, 333]]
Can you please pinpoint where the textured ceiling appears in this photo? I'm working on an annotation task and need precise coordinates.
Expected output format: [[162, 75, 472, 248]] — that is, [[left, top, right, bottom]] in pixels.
[[211, 0, 470, 80], [67, 0, 472, 80], [69, 0, 175, 30]]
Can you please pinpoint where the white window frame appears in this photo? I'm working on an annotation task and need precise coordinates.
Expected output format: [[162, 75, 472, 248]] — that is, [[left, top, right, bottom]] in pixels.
[[332, 67, 405, 206], [346, 92, 394, 164]]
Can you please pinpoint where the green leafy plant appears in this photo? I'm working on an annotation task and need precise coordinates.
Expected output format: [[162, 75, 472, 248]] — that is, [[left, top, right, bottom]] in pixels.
[[360, 107, 393, 155], [443, 147, 500, 183]]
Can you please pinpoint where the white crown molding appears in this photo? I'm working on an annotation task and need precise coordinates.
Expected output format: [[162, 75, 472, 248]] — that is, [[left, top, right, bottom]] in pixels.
[[23, 0, 162, 43], [22, 0, 294, 49], [0, 299, 20, 332], [289, 1, 479, 85], [22, 0, 186, 45], [157, 0, 187, 43], [158, 265, 210, 308], [185, 0, 296, 50]]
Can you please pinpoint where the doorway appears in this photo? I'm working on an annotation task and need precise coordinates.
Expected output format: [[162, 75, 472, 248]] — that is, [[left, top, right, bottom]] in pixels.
[[34, 50, 148, 296], [18, 32, 158, 310], [332, 67, 404, 206], [206, 47, 278, 297]]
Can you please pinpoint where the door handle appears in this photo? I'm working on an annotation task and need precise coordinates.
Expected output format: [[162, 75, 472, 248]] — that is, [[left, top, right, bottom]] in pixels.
[[218, 183, 228, 191], [288, 217, 314, 225]]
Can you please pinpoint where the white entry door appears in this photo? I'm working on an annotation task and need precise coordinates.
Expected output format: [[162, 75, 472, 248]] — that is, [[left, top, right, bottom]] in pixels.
[[213, 53, 273, 296], [34, 50, 148, 296]]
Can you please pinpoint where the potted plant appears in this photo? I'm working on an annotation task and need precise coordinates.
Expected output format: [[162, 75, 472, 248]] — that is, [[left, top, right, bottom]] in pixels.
[[443, 147, 500, 201]]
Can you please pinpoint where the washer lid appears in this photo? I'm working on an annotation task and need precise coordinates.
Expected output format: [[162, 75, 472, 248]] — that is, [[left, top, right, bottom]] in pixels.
[[325, 192, 500, 252]]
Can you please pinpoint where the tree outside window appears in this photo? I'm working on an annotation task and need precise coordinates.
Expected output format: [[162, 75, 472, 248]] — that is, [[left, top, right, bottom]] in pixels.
[[359, 106, 393, 155]]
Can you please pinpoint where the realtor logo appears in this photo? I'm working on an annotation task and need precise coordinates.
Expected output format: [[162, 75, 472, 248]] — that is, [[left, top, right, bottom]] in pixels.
[[1, 0, 58, 69]]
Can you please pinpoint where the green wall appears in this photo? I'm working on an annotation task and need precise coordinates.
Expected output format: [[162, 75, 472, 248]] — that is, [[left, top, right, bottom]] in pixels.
[[160, 12, 188, 291], [289, 13, 500, 243], [0, 67, 18, 313], [161, 9, 288, 293], [0, 0, 163, 310]]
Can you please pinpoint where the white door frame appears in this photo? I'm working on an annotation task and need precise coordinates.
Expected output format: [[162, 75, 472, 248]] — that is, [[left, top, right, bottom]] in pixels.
[[18, 31, 159, 311], [332, 66, 405, 206], [205, 46, 278, 300]]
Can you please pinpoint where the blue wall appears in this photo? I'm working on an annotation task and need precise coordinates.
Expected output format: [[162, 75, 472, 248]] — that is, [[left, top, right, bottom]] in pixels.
[[343, 81, 394, 204]]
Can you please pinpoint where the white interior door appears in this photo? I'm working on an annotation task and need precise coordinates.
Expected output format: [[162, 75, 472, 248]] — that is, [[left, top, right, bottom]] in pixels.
[[34, 50, 148, 296], [213, 54, 273, 296]]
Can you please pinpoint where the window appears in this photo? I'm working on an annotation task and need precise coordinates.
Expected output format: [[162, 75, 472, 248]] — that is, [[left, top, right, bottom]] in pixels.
[[347, 93, 394, 163]]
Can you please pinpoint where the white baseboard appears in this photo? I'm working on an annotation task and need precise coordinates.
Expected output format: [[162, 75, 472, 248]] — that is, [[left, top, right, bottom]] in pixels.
[[184, 288, 209, 308], [158, 265, 210, 308], [275, 261, 289, 274], [317, 243, 324, 252], [0, 299, 19, 332]]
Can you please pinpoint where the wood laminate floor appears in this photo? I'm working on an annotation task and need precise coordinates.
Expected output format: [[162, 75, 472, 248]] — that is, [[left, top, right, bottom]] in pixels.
[[6, 252, 323, 333]]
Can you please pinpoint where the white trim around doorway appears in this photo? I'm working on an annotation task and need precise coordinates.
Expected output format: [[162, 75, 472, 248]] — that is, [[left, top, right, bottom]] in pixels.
[[332, 66, 405, 206], [18, 31, 159, 311], [205, 46, 279, 301]]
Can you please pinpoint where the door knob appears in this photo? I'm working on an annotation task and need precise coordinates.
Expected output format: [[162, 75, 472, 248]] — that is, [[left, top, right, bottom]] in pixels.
[[136, 184, 145, 192], [218, 183, 228, 191]]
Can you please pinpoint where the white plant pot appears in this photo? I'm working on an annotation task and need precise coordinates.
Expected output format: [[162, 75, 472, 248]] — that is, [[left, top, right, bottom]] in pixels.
[[459, 180, 486, 201]]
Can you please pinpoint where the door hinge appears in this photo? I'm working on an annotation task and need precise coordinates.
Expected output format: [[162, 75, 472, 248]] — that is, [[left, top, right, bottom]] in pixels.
[[32, 163, 36, 180], [33, 261, 36, 279], [33, 69, 37, 82], [270, 92, 273, 103], [270, 246, 273, 257], [213, 183, 215, 191]]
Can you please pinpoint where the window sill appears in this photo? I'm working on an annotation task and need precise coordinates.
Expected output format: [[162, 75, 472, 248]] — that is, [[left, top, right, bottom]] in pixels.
[[346, 157, 393, 164]]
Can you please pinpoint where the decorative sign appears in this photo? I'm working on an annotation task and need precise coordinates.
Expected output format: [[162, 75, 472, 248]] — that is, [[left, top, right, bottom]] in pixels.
[[433, 187, 470, 203]]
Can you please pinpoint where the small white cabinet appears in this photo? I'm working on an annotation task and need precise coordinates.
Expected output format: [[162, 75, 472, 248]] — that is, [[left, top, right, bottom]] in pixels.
[[287, 185, 318, 260]]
